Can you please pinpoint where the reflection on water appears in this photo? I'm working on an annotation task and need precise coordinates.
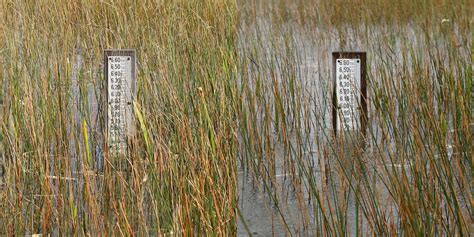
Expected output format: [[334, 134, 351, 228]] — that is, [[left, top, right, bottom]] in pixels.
[[236, 15, 469, 235]]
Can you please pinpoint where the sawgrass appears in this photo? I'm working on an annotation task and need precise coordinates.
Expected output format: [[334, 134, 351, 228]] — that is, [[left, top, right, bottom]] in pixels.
[[0, 0, 472, 235], [0, 0, 237, 235], [237, 0, 472, 235]]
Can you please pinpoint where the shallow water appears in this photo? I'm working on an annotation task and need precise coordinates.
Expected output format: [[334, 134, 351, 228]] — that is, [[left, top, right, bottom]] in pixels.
[[235, 14, 469, 235], [1, 7, 469, 234]]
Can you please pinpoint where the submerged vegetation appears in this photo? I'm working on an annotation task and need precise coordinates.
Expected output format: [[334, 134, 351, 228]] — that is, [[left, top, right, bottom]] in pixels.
[[0, 0, 472, 235]]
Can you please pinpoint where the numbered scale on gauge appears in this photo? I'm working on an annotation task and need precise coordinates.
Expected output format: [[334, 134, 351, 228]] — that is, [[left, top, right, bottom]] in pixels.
[[107, 56, 133, 155], [336, 59, 361, 130]]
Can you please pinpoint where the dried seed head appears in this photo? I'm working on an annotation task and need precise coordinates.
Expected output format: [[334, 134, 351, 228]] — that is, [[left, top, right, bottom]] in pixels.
[[197, 87, 204, 97]]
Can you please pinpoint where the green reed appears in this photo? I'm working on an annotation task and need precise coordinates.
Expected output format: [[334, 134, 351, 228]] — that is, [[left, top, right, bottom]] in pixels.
[[237, 0, 471, 235], [1, 0, 238, 235]]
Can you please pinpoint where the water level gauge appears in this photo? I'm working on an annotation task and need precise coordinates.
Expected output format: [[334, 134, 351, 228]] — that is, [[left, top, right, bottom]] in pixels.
[[104, 50, 136, 156]]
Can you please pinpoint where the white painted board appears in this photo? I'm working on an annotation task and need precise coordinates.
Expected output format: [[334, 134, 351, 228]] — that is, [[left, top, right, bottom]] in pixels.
[[336, 59, 361, 130], [107, 56, 133, 155]]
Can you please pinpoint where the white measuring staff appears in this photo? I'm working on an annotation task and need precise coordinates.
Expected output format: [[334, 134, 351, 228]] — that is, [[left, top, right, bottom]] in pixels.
[[336, 58, 361, 131], [107, 55, 134, 155]]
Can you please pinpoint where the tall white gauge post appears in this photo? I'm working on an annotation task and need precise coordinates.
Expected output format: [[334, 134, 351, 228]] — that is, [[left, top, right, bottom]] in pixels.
[[104, 50, 136, 157]]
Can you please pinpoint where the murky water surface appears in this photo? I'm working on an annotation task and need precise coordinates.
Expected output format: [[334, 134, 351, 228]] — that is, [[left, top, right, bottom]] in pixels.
[[235, 16, 468, 235], [1, 8, 469, 235]]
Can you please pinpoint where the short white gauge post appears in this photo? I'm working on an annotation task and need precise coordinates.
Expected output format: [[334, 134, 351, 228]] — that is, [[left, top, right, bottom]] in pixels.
[[332, 52, 368, 144]]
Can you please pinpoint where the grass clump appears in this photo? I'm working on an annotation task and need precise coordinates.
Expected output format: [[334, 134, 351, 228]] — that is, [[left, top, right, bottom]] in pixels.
[[0, 0, 472, 235], [236, 0, 472, 235], [0, 0, 238, 235]]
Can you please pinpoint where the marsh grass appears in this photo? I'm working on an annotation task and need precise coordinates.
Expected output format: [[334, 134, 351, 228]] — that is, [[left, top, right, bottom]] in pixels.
[[1, 0, 237, 235], [237, 0, 472, 235], [0, 0, 472, 235]]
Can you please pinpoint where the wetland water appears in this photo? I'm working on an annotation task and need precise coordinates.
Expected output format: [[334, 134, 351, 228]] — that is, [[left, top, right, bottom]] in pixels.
[[2, 12, 468, 236], [63, 19, 466, 236], [235, 17, 469, 235], [235, 17, 367, 235]]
